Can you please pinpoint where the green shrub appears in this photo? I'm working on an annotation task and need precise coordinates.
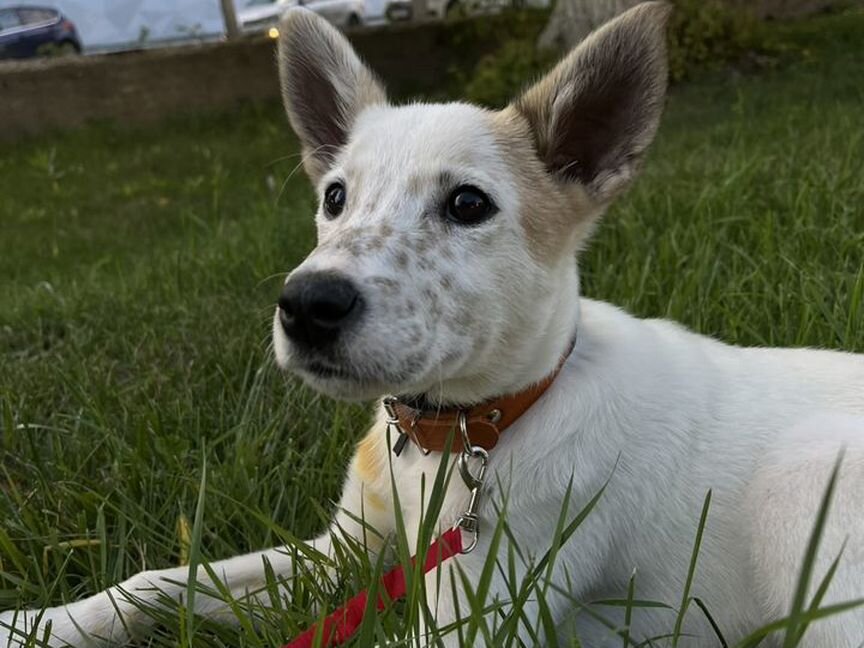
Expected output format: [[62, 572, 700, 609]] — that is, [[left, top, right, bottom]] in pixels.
[[456, 1, 787, 107], [439, 9, 551, 105], [461, 35, 558, 106], [667, 0, 782, 81]]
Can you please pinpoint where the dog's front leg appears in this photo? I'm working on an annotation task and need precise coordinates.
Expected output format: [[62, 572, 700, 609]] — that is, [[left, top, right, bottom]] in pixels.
[[0, 531, 338, 647], [0, 428, 394, 648]]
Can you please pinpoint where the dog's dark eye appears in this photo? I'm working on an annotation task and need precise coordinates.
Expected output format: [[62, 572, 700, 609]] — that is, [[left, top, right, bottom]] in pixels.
[[323, 182, 346, 218], [446, 185, 496, 225]]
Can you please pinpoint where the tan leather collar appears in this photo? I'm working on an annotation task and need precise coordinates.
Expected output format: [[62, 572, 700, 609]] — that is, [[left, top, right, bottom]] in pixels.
[[385, 341, 574, 455]]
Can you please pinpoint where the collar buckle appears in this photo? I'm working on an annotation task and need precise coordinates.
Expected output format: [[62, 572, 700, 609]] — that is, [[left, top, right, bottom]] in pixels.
[[384, 396, 429, 456]]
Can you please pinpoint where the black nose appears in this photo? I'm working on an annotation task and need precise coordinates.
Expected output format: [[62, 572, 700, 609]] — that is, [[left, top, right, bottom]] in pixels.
[[278, 272, 364, 348]]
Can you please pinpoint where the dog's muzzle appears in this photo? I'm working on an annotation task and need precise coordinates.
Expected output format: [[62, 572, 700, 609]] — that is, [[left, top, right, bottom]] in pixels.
[[278, 271, 365, 349]]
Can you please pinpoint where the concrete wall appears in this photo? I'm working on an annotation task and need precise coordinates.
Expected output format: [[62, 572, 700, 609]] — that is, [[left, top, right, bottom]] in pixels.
[[0, 14, 548, 141], [1, 38, 274, 139], [1, 2, 848, 141]]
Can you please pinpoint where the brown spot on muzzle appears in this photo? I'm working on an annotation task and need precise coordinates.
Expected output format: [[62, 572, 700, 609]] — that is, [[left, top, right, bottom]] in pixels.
[[395, 249, 410, 269], [365, 237, 385, 253], [414, 235, 433, 254], [370, 276, 399, 295]]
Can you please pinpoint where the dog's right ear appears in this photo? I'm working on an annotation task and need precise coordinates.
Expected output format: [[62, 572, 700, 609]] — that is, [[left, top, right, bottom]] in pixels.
[[511, 1, 671, 204], [278, 10, 386, 183]]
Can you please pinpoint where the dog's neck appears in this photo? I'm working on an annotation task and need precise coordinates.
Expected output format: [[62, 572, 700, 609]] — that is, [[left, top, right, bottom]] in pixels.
[[402, 278, 581, 410], [397, 332, 577, 412], [388, 333, 575, 455], [410, 265, 581, 409]]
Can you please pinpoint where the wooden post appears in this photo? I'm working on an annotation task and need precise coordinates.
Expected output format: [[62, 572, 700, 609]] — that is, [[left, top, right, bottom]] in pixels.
[[220, 0, 241, 39], [538, 0, 639, 50], [411, 0, 428, 22]]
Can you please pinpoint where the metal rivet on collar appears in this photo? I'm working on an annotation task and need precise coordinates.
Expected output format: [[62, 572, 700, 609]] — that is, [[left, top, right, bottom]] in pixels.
[[486, 409, 502, 424]]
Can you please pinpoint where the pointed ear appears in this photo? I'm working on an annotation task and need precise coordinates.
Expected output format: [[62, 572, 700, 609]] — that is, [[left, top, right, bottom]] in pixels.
[[512, 1, 671, 202], [278, 9, 386, 183]]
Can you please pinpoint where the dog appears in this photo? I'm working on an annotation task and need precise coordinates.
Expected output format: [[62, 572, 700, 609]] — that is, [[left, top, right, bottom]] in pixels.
[[3, 2, 864, 646]]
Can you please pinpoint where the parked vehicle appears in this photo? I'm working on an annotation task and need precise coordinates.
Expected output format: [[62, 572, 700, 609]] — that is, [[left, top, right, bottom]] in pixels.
[[0, 6, 81, 60], [305, 0, 365, 26], [238, 0, 365, 32], [383, 0, 545, 22], [384, 0, 412, 21], [238, 0, 293, 33]]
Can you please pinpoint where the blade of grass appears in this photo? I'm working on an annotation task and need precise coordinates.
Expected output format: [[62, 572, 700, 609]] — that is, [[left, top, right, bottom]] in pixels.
[[672, 489, 712, 648], [184, 454, 208, 648], [692, 597, 728, 648], [622, 569, 637, 648], [795, 541, 846, 643], [782, 454, 842, 648], [737, 598, 864, 648]]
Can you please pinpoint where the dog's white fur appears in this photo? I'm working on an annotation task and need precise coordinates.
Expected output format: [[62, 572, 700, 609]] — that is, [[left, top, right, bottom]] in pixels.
[[4, 3, 864, 646]]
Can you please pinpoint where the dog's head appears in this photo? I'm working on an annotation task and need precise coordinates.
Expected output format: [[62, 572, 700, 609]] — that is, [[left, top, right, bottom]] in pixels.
[[273, 3, 670, 403]]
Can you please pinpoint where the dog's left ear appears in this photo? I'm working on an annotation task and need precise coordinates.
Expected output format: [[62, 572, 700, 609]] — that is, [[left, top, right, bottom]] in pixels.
[[278, 9, 386, 183], [512, 1, 671, 203]]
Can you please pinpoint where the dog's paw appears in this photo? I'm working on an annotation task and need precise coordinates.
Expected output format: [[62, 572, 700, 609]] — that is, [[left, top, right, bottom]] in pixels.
[[0, 594, 133, 648], [1, 608, 58, 647], [1, 606, 86, 647]]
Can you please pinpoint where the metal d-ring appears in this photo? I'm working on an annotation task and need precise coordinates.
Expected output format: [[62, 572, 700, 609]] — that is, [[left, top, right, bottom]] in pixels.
[[458, 409, 472, 456]]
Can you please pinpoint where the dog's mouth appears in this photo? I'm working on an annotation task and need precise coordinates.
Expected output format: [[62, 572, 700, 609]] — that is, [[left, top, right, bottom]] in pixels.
[[300, 359, 356, 381], [288, 350, 431, 401], [273, 313, 432, 398]]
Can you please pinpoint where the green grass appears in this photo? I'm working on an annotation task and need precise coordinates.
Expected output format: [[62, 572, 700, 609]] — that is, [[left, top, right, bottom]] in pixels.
[[2, 8, 864, 646]]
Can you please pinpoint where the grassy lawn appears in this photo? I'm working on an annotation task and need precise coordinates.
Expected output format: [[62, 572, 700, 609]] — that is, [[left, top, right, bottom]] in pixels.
[[1, 8, 863, 646]]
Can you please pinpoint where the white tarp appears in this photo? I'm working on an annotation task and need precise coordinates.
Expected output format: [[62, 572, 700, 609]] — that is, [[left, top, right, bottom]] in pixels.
[[0, 0, 227, 51]]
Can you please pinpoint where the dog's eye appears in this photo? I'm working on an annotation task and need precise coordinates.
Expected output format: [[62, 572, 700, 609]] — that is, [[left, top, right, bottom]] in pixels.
[[446, 185, 496, 225], [323, 182, 346, 218]]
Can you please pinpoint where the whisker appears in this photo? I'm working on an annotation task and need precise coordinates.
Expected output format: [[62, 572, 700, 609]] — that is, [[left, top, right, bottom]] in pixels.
[[277, 144, 339, 202]]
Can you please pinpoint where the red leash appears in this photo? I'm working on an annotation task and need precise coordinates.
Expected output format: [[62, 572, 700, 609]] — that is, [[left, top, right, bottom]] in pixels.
[[282, 342, 573, 646], [282, 527, 464, 648]]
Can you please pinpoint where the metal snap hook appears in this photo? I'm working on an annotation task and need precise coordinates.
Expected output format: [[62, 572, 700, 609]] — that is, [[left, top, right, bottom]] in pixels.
[[455, 411, 488, 553]]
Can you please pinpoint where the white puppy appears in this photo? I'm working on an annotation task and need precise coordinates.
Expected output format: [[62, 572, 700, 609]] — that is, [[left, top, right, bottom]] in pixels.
[[3, 3, 864, 647]]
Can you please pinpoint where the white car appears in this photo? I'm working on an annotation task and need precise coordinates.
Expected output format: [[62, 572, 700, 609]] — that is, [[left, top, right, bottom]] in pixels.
[[237, 0, 365, 32]]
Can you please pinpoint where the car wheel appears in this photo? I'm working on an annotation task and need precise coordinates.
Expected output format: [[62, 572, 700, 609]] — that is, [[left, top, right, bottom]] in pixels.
[[57, 41, 79, 56]]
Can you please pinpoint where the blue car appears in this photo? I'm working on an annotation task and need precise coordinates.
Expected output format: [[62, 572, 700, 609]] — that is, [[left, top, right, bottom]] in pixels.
[[0, 6, 82, 60]]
